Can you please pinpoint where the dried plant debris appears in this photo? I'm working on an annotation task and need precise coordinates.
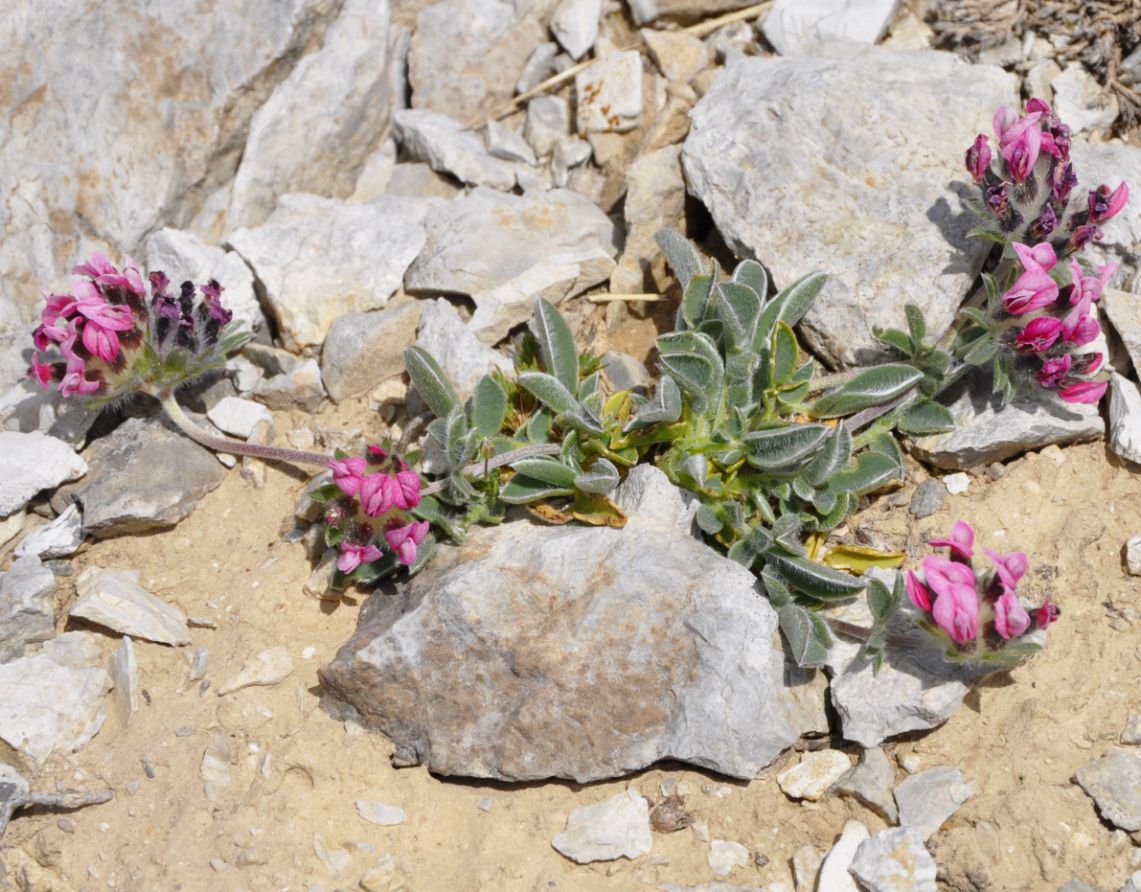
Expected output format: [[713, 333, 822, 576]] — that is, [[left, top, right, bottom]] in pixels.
[[930, 0, 1141, 127]]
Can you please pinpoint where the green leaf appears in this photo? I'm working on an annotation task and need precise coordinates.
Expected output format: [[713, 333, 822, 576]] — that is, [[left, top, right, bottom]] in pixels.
[[510, 457, 577, 487], [725, 351, 758, 409], [715, 281, 763, 352], [773, 271, 828, 329], [800, 422, 852, 487], [530, 298, 579, 393], [778, 603, 833, 668], [731, 258, 768, 302], [823, 544, 906, 574], [624, 375, 682, 431], [680, 274, 715, 329], [524, 409, 553, 443], [867, 575, 903, 622], [445, 404, 473, 468], [770, 321, 799, 386], [403, 346, 460, 419], [961, 333, 1000, 366], [658, 353, 718, 414], [470, 375, 508, 438], [655, 228, 705, 292], [904, 307, 925, 346], [765, 552, 867, 600], [574, 458, 620, 494], [307, 483, 341, 503], [695, 503, 723, 534], [898, 400, 955, 435], [831, 451, 902, 495], [744, 424, 831, 471], [874, 327, 915, 356], [809, 364, 923, 418], [518, 370, 578, 414], [499, 474, 574, 504]]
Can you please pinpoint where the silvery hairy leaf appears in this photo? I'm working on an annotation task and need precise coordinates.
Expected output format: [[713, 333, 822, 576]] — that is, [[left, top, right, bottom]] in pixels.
[[744, 424, 831, 471], [654, 228, 705, 292], [530, 298, 579, 394], [809, 364, 923, 418], [573, 458, 619, 494], [404, 346, 460, 419], [518, 370, 578, 414]]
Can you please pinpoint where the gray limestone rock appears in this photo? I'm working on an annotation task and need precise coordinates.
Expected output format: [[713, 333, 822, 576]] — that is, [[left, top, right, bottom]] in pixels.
[[72, 566, 191, 646], [1109, 373, 1141, 465], [1105, 289, 1141, 381], [0, 632, 111, 770], [405, 187, 619, 344], [816, 820, 868, 892], [0, 431, 87, 517], [394, 109, 519, 190], [626, 0, 758, 26], [682, 45, 1016, 368], [252, 358, 326, 413], [485, 121, 538, 166], [52, 417, 226, 538], [576, 52, 644, 134], [0, 380, 100, 448], [908, 478, 945, 519], [206, 397, 274, 440], [321, 466, 825, 782], [226, 0, 391, 230], [14, 503, 83, 560], [407, 0, 550, 121], [524, 96, 572, 159], [908, 376, 1105, 470], [641, 28, 709, 84], [321, 302, 423, 402], [849, 828, 937, 892], [517, 43, 560, 94], [145, 229, 267, 340], [228, 193, 437, 351], [108, 636, 140, 724], [1053, 64, 1119, 135], [1075, 748, 1141, 832], [413, 300, 513, 402], [0, 555, 56, 663], [894, 766, 974, 840], [834, 746, 898, 822], [762, 0, 899, 55], [550, 0, 600, 61], [610, 145, 687, 295], [552, 790, 653, 863]]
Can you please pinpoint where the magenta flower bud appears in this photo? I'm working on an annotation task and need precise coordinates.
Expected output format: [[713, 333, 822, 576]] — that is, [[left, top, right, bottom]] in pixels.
[[1088, 182, 1129, 223], [998, 113, 1043, 184], [984, 547, 1028, 590], [1052, 162, 1078, 203], [1068, 224, 1103, 253], [927, 520, 975, 562], [932, 582, 980, 646], [1036, 601, 1060, 629], [994, 587, 1031, 639], [1014, 316, 1063, 353], [1025, 97, 1051, 116], [1003, 269, 1059, 315], [393, 469, 421, 510], [337, 541, 383, 574], [922, 555, 977, 598], [1058, 379, 1108, 403], [905, 571, 933, 612], [1036, 354, 1072, 389], [965, 134, 991, 183], [386, 520, 430, 565], [985, 182, 1010, 216], [359, 473, 397, 517], [329, 457, 368, 498], [367, 443, 390, 462]]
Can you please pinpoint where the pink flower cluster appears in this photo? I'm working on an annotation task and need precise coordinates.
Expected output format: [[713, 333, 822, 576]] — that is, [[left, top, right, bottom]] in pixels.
[[28, 252, 235, 402], [965, 98, 1128, 255], [906, 521, 1058, 655], [326, 445, 429, 575], [1003, 242, 1113, 403]]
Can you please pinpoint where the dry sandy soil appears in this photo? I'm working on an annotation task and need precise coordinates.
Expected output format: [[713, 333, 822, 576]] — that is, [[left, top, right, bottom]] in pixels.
[[1, 309, 1140, 892]]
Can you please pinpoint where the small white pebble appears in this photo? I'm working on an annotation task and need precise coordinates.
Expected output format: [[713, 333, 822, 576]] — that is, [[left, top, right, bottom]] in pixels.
[[943, 472, 970, 495], [302, 646, 316, 660], [899, 753, 922, 773]]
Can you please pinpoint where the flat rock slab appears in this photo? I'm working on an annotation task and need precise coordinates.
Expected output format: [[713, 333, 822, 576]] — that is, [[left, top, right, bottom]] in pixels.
[[14, 503, 83, 560], [394, 109, 519, 190], [1105, 288, 1141, 376], [0, 555, 56, 663], [0, 431, 87, 517], [682, 44, 1016, 367], [228, 193, 438, 351], [321, 466, 823, 782], [73, 566, 191, 646], [1108, 373, 1141, 465], [52, 417, 226, 538], [1075, 748, 1141, 832], [0, 632, 111, 770], [552, 790, 652, 863], [908, 377, 1105, 470], [762, 0, 899, 55], [404, 187, 619, 345], [321, 301, 423, 402], [849, 827, 937, 892], [894, 765, 974, 840]]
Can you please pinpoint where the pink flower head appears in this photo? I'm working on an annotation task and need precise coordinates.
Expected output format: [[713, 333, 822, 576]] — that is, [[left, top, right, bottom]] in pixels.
[[1003, 269, 1059, 315], [1088, 182, 1129, 224], [965, 134, 991, 183], [1036, 600, 1060, 629], [359, 473, 397, 517], [992, 105, 1020, 141], [1014, 316, 1062, 353], [28, 355, 55, 386], [58, 360, 101, 398], [386, 520, 429, 566], [984, 547, 1027, 589], [931, 581, 981, 646], [41, 291, 78, 327], [1060, 304, 1100, 347], [994, 586, 1031, 639], [922, 555, 977, 599], [1036, 354, 1072, 389], [329, 457, 367, 497], [1059, 379, 1108, 403], [998, 112, 1043, 183], [1013, 242, 1057, 273], [393, 469, 421, 510], [1069, 259, 1116, 307], [906, 570, 933, 612], [928, 520, 975, 562], [337, 541, 383, 574], [73, 252, 146, 296]]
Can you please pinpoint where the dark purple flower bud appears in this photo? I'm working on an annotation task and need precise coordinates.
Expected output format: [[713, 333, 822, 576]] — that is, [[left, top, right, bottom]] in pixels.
[[965, 134, 991, 183], [202, 279, 232, 326], [1029, 202, 1057, 241], [1088, 182, 1129, 223], [149, 270, 171, 297], [1051, 163, 1077, 203], [985, 182, 1009, 216], [1068, 224, 1103, 252]]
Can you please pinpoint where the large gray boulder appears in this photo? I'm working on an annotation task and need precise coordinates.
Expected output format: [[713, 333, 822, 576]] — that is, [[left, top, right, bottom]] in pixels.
[[320, 466, 827, 782], [682, 44, 1016, 368]]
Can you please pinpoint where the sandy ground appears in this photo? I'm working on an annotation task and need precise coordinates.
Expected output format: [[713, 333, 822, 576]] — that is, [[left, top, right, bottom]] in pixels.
[[2, 315, 1141, 891]]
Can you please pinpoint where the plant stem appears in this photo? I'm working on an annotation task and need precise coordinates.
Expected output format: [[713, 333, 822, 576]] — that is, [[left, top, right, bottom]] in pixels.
[[420, 443, 562, 496], [158, 391, 331, 467]]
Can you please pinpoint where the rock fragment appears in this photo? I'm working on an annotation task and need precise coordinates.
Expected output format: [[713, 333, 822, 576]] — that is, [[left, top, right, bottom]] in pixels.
[[413, 300, 514, 402], [320, 302, 423, 402], [0, 555, 57, 663], [14, 504, 83, 560], [252, 358, 326, 413], [762, 0, 899, 55], [550, 0, 600, 60], [908, 479, 944, 519], [108, 637, 140, 725], [524, 95, 572, 158], [1105, 289, 1141, 374], [1053, 64, 1120, 134], [576, 51, 644, 134], [0, 432, 87, 518], [200, 732, 232, 801], [485, 121, 538, 166], [708, 839, 749, 877], [394, 109, 519, 189], [816, 820, 869, 892], [1109, 373, 1141, 465], [610, 145, 686, 294], [1075, 748, 1141, 832], [552, 790, 653, 863], [776, 750, 851, 801], [206, 397, 274, 440], [849, 827, 937, 892], [894, 766, 974, 840], [641, 28, 709, 84], [218, 646, 294, 696], [355, 800, 406, 826], [834, 747, 898, 822], [72, 567, 191, 647]]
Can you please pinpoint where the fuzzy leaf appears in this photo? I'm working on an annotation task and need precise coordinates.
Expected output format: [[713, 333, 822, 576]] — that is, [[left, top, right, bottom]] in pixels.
[[715, 281, 763, 352], [761, 567, 793, 608], [524, 409, 553, 443], [510, 457, 577, 487], [680, 274, 715, 329], [574, 458, 620, 494], [744, 424, 831, 471], [307, 483, 341, 503], [444, 404, 472, 468], [831, 451, 902, 495], [765, 552, 867, 601], [624, 376, 682, 431], [470, 375, 508, 438], [404, 346, 460, 419], [770, 321, 799, 386], [695, 503, 723, 534], [731, 258, 768, 302], [874, 327, 915, 356], [904, 304, 927, 346], [518, 370, 578, 414], [823, 544, 906, 574], [655, 228, 705, 291], [530, 298, 579, 393], [773, 271, 827, 329], [961, 332, 1000, 366], [800, 423, 852, 487], [658, 353, 718, 413], [778, 603, 832, 668], [867, 575, 904, 622], [681, 454, 708, 488], [810, 364, 923, 418], [898, 400, 955, 436], [499, 474, 574, 504]]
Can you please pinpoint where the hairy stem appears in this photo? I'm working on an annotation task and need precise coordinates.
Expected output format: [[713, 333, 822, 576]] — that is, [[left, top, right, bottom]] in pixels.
[[159, 391, 331, 467]]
